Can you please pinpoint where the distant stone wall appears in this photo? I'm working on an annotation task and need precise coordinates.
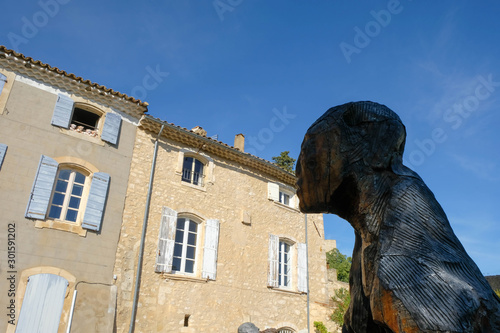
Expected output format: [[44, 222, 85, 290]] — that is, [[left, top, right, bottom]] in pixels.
[[486, 275, 500, 291]]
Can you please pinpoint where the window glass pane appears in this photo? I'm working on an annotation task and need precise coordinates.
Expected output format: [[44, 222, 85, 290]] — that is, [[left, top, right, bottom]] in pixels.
[[48, 206, 62, 219], [188, 221, 197, 232], [55, 180, 68, 193], [187, 233, 196, 246], [58, 169, 71, 180], [72, 184, 83, 196], [177, 218, 186, 230], [68, 196, 81, 209], [172, 257, 181, 271], [173, 244, 183, 257], [65, 209, 78, 222], [185, 260, 194, 273], [175, 230, 184, 243], [194, 159, 203, 174], [186, 245, 196, 259], [52, 192, 65, 206], [183, 157, 193, 170], [74, 172, 85, 184]]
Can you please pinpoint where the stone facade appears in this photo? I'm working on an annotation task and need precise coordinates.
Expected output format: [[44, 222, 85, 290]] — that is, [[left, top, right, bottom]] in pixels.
[[113, 118, 335, 332], [0, 46, 146, 332]]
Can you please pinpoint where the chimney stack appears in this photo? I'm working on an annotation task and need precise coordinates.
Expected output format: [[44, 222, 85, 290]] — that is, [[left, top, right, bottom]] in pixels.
[[234, 133, 245, 152]]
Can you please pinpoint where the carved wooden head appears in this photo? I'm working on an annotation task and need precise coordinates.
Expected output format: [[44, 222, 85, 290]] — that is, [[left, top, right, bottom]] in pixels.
[[296, 101, 406, 214]]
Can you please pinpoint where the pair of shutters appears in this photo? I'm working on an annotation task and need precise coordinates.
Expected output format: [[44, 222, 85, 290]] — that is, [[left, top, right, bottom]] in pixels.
[[25, 155, 110, 232], [268, 234, 308, 293], [155, 207, 221, 280], [51, 94, 122, 145], [0, 143, 7, 170], [16, 274, 68, 333]]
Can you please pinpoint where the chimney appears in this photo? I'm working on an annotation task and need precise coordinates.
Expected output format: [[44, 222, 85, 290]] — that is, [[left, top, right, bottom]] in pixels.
[[191, 126, 207, 137], [234, 133, 245, 152]]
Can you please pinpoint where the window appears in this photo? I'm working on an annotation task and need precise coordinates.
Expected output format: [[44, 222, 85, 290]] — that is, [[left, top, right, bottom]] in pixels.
[[48, 168, 89, 223], [268, 235, 307, 293], [155, 207, 220, 280], [172, 217, 199, 274], [0, 143, 7, 171], [182, 156, 204, 186], [268, 182, 297, 209], [277, 328, 295, 333], [279, 240, 292, 288], [51, 94, 122, 145], [25, 155, 110, 232], [0, 73, 6, 96]]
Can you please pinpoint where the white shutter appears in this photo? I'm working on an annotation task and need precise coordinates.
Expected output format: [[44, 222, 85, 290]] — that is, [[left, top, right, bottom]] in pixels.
[[268, 234, 279, 287], [0, 73, 6, 96], [51, 94, 74, 128], [297, 243, 308, 293], [155, 207, 177, 273], [0, 143, 7, 170], [82, 172, 110, 232], [16, 274, 68, 333], [101, 113, 122, 145], [25, 155, 59, 219], [202, 219, 220, 280], [268, 182, 279, 201]]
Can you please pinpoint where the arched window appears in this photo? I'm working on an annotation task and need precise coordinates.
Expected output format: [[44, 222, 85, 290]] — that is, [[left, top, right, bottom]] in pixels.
[[172, 216, 200, 274], [277, 328, 295, 333], [48, 167, 90, 223], [182, 156, 204, 186]]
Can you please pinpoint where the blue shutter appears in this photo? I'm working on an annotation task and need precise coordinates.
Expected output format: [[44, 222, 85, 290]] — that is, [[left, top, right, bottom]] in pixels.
[[155, 207, 178, 273], [101, 113, 122, 145], [0, 143, 7, 170], [82, 172, 110, 232], [202, 219, 220, 280], [16, 274, 68, 333], [0, 73, 6, 96], [51, 94, 74, 128], [25, 155, 59, 219]]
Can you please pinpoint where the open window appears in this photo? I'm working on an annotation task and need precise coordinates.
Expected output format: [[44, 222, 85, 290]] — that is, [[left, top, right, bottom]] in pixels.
[[25, 155, 110, 233], [268, 235, 307, 293], [182, 156, 205, 186], [50, 94, 122, 145], [268, 182, 297, 209], [155, 206, 220, 280]]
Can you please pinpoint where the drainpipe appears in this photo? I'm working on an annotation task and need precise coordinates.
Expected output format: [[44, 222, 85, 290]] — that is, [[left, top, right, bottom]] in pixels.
[[129, 124, 165, 333], [66, 290, 77, 333], [304, 214, 311, 333]]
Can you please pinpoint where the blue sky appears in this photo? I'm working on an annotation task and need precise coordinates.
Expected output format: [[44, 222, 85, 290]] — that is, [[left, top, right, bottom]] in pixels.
[[2, 0, 499, 275]]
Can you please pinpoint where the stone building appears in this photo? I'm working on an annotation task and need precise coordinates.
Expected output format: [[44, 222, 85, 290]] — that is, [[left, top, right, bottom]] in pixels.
[[113, 115, 334, 332], [0, 46, 147, 332]]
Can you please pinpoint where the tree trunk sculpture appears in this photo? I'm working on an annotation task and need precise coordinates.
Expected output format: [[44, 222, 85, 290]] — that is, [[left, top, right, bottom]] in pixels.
[[296, 101, 500, 333]]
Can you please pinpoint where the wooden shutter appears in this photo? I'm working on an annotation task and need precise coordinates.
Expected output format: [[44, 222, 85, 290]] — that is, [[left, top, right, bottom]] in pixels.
[[0, 143, 7, 170], [101, 113, 122, 145], [16, 274, 68, 333], [155, 207, 178, 273], [25, 155, 59, 219], [297, 243, 308, 293], [202, 219, 220, 280], [0, 73, 6, 96], [268, 182, 279, 201], [51, 94, 74, 128], [268, 234, 279, 287], [82, 172, 110, 232]]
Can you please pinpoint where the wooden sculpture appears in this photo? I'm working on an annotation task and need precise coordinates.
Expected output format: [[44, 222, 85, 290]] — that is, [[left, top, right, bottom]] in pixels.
[[296, 101, 500, 332]]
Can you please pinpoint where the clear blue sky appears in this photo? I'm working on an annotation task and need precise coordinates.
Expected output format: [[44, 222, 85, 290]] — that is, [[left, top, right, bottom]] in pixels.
[[2, 0, 499, 275]]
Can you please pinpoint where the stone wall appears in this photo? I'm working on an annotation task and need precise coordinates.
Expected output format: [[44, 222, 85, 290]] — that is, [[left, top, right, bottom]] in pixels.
[[113, 128, 332, 332]]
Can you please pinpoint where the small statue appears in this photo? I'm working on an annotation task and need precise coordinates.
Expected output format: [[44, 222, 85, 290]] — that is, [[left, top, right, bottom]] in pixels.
[[296, 101, 500, 332]]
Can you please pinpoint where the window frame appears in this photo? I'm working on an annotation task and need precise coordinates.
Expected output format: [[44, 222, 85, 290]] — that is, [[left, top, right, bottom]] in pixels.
[[172, 216, 201, 276], [176, 149, 215, 189], [278, 239, 293, 289], [181, 156, 205, 187], [69, 103, 104, 137]]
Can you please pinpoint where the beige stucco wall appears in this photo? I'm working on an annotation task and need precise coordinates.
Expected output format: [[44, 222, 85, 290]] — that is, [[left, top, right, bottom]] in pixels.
[[0, 68, 139, 332], [114, 128, 332, 332]]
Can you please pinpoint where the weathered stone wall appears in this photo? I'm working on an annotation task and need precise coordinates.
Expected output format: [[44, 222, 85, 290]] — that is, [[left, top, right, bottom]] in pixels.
[[0, 68, 138, 332], [114, 128, 332, 332]]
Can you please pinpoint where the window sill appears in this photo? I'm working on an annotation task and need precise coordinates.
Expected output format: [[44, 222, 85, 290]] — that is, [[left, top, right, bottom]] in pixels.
[[163, 273, 209, 283], [180, 180, 207, 192], [268, 286, 306, 295], [59, 127, 105, 146], [272, 200, 300, 213], [35, 219, 87, 237]]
